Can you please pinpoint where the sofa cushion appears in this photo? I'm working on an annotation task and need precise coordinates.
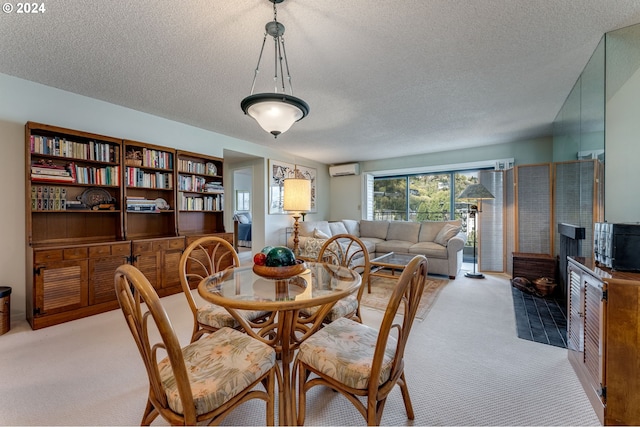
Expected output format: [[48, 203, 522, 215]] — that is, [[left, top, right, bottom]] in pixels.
[[418, 220, 462, 243], [313, 228, 331, 239], [341, 219, 360, 237], [328, 221, 349, 236], [359, 220, 390, 240], [386, 221, 421, 243], [300, 221, 331, 238], [375, 240, 414, 254], [359, 239, 377, 253], [408, 242, 448, 259], [434, 223, 462, 246]]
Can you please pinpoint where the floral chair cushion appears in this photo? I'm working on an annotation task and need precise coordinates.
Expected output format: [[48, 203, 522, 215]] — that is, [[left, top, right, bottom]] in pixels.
[[158, 327, 276, 416], [197, 304, 268, 329], [300, 295, 358, 322], [296, 317, 397, 389]]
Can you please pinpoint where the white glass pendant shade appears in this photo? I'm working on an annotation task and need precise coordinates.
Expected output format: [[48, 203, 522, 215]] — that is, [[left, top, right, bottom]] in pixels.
[[242, 93, 309, 137]]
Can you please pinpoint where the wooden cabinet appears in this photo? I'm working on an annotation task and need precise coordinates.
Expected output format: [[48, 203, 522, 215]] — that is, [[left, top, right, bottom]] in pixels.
[[132, 237, 185, 295], [30, 242, 131, 329], [567, 257, 640, 425], [176, 150, 225, 236], [26, 122, 231, 329]]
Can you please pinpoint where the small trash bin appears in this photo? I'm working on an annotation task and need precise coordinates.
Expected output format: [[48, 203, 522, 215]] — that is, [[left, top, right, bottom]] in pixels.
[[0, 286, 11, 335]]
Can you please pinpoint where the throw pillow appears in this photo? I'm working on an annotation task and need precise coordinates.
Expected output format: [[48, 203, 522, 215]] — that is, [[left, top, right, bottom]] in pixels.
[[236, 214, 250, 224], [434, 223, 461, 246], [313, 228, 331, 239]]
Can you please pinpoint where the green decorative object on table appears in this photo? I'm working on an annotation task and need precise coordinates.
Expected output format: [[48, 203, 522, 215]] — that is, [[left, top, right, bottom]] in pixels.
[[265, 246, 296, 267], [253, 246, 305, 278]]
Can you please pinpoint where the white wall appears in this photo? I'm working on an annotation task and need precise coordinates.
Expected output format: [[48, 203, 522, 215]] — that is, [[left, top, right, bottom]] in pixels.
[[0, 73, 328, 323], [606, 65, 640, 222], [329, 136, 554, 221]]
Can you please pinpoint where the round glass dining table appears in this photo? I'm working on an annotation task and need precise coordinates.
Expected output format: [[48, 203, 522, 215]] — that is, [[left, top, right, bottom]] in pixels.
[[198, 261, 361, 426]]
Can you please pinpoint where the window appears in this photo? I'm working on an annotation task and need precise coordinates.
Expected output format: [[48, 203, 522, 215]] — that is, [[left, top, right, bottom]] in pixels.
[[372, 169, 489, 232], [236, 190, 250, 211]]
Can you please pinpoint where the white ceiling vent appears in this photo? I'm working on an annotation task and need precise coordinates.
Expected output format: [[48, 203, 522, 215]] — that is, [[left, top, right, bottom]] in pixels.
[[329, 163, 360, 177]]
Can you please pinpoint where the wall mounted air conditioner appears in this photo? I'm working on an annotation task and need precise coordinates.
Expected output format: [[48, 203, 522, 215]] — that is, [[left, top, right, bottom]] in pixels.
[[329, 163, 360, 177]]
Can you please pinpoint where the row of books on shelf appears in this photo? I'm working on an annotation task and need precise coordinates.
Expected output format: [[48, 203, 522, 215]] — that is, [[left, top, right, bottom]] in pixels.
[[177, 175, 224, 192], [31, 135, 119, 162], [31, 163, 74, 183], [125, 167, 173, 189], [31, 162, 120, 185], [177, 159, 217, 176], [31, 186, 67, 211], [73, 163, 120, 185], [179, 193, 222, 211], [129, 148, 173, 169]]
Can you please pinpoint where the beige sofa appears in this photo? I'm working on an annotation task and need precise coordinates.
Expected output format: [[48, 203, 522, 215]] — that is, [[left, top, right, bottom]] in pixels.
[[291, 219, 466, 279]]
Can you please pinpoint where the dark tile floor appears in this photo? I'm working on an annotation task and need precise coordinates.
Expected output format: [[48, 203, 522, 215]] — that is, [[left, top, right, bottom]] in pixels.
[[511, 287, 567, 348]]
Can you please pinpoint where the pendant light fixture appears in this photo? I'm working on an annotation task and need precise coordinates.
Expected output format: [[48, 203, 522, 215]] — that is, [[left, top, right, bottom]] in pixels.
[[241, 0, 309, 138]]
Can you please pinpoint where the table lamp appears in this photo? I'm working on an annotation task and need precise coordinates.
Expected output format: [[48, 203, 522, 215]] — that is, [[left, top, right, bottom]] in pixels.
[[458, 183, 494, 279], [283, 177, 311, 255]]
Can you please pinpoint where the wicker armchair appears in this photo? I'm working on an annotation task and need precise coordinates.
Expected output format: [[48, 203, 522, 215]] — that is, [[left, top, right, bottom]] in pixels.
[[294, 255, 428, 426], [179, 236, 270, 342], [114, 264, 277, 426], [300, 234, 370, 324]]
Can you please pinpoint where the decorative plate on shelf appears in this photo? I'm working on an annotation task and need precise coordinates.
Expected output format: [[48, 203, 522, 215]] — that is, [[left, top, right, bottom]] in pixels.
[[78, 187, 114, 208], [155, 198, 170, 210]]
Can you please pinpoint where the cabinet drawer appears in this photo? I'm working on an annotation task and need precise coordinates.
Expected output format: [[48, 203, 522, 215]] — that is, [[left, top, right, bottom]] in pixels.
[[132, 241, 154, 253], [153, 241, 170, 251], [89, 245, 111, 258], [64, 247, 88, 260], [88, 243, 131, 257], [167, 238, 185, 250], [112, 243, 131, 256], [35, 250, 63, 263]]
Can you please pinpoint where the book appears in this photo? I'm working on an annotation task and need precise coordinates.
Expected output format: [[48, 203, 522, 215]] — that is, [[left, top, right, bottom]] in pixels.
[[31, 167, 71, 177], [32, 175, 75, 183]]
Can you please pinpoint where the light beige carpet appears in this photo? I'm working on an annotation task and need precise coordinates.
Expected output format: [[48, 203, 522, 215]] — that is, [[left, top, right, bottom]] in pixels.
[[0, 266, 601, 426], [361, 274, 449, 320]]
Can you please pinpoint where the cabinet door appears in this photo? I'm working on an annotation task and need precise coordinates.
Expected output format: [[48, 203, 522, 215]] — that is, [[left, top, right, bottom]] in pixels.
[[34, 259, 88, 316], [567, 265, 584, 353], [89, 255, 129, 305], [584, 275, 605, 400], [132, 250, 161, 290], [160, 238, 185, 290], [132, 238, 185, 291]]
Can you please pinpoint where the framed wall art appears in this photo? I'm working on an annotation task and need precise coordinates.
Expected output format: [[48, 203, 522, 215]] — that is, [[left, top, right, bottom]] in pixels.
[[269, 159, 295, 214], [295, 164, 317, 213]]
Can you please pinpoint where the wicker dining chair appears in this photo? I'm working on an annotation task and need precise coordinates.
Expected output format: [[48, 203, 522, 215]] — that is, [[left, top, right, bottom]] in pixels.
[[114, 264, 277, 426], [300, 233, 370, 324], [179, 236, 271, 342], [294, 254, 428, 426]]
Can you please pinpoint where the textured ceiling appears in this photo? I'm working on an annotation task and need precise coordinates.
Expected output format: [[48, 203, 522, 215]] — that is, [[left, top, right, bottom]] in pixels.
[[2, 1, 640, 164]]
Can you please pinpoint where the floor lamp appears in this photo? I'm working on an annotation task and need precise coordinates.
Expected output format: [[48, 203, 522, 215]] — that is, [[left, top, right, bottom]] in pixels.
[[458, 183, 495, 279], [283, 176, 311, 256]]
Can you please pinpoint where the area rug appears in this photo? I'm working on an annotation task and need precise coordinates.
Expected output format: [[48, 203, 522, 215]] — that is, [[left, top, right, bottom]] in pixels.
[[511, 286, 567, 348], [361, 275, 449, 320]]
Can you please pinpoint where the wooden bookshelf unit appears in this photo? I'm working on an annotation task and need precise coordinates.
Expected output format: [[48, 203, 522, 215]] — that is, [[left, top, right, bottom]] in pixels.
[[25, 122, 230, 329]]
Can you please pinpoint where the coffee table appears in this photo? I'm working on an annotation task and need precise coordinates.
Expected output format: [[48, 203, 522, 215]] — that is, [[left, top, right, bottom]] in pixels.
[[368, 251, 416, 292]]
